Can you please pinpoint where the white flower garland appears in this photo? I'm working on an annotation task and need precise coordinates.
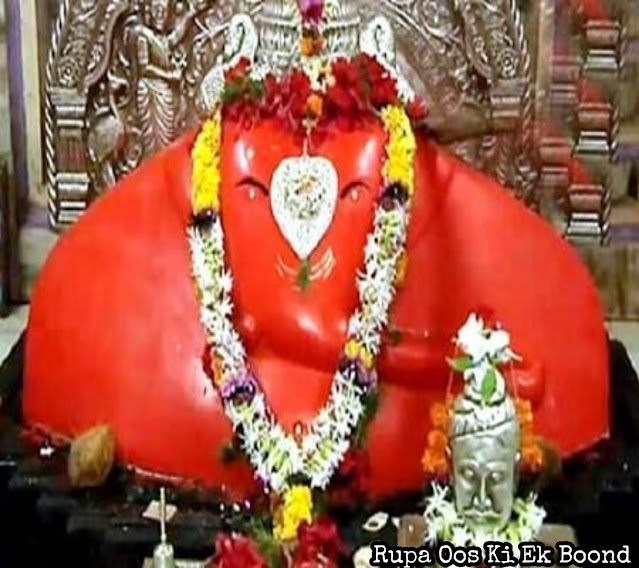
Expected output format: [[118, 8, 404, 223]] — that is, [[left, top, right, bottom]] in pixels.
[[423, 483, 546, 554], [187, 118, 412, 494]]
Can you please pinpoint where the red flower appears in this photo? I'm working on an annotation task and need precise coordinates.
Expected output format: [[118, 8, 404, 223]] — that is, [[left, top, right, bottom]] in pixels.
[[299, 0, 325, 25], [224, 57, 251, 83], [262, 73, 284, 117], [356, 54, 399, 108], [406, 97, 428, 122], [323, 58, 370, 128], [264, 69, 313, 131], [292, 517, 345, 568], [208, 533, 268, 568], [327, 448, 370, 509]]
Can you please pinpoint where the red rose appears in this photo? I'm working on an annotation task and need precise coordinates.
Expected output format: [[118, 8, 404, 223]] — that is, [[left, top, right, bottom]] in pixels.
[[292, 517, 345, 567], [261, 73, 283, 117], [208, 533, 268, 568], [268, 69, 312, 131]]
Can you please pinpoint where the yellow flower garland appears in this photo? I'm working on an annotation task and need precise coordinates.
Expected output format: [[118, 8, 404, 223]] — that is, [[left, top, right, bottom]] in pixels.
[[380, 105, 416, 196], [192, 110, 223, 214]]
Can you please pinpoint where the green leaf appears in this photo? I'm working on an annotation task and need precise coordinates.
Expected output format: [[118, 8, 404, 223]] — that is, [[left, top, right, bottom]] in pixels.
[[251, 522, 282, 568], [296, 259, 311, 292], [446, 356, 473, 373], [248, 79, 266, 99], [481, 368, 497, 403]]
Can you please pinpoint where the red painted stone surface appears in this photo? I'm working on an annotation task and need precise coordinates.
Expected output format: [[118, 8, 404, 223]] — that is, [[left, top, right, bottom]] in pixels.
[[23, 120, 609, 500]]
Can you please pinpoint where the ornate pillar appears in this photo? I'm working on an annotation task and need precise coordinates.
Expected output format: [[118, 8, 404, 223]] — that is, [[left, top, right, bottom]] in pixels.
[[565, 15, 621, 244]]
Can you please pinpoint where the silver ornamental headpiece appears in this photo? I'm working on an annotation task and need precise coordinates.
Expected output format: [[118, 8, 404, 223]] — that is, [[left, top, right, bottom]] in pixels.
[[200, 0, 415, 109], [448, 366, 519, 441], [255, 0, 361, 72]]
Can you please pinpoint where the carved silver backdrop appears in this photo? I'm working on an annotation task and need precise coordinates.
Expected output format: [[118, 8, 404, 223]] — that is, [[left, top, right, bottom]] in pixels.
[[42, 0, 540, 226]]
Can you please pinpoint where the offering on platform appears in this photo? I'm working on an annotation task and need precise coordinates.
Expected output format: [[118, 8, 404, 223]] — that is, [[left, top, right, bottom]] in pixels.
[[422, 314, 546, 550]]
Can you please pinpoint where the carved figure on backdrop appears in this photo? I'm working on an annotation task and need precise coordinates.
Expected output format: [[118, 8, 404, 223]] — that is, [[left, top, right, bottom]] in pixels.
[[85, 0, 208, 193], [28, 0, 608, 502], [47, 0, 538, 224], [129, 0, 200, 155]]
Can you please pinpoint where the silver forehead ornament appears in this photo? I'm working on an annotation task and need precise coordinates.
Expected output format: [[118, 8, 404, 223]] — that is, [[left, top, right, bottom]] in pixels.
[[270, 155, 339, 260]]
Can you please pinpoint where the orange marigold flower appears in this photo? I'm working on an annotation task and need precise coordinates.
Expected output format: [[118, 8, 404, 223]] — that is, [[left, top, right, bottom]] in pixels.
[[421, 448, 439, 471], [428, 430, 448, 452], [522, 444, 544, 473], [306, 93, 324, 119], [211, 354, 224, 387], [433, 456, 449, 477], [422, 449, 448, 477], [430, 402, 449, 430], [300, 34, 324, 57], [521, 431, 535, 448], [395, 253, 407, 286], [300, 36, 315, 57], [515, 399, 533, 426]]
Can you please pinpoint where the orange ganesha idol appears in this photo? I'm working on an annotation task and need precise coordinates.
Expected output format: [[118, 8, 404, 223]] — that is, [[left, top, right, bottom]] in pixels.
[[23, 0, 608, 502]]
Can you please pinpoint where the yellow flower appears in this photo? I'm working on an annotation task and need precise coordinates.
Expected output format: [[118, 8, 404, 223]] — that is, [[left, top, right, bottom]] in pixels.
[[192, 111, 222, 214], [360, 349, 374, 370], [381, 105, 416, 197], [345, 339, 362, 360], [344, 339, 374, 369], [273, 485, 313, 542]]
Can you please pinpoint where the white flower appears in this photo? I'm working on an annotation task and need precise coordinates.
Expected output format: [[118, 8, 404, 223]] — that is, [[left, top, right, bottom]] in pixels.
[[421, 489, 546, 550], [455, 313, 490, 362], [486, 329, 510, 354], [451, 526, 471, 547]]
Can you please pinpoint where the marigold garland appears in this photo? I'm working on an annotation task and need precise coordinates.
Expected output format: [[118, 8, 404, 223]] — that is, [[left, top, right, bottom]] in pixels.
[[380, 106, 417, 197], [192, 113, 222, 214], [421, 396, 545, 481]]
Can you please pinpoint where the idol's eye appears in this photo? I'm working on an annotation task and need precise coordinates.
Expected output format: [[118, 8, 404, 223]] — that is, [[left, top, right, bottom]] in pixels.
[[489, 471, 505, 484], [340, 180, 369, 201], [461, 467, 476, 481], [237, 177, 269, 196]]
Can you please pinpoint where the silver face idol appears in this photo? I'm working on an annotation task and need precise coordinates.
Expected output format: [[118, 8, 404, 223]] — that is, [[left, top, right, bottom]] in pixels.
[[450, 419, 519, 534]]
